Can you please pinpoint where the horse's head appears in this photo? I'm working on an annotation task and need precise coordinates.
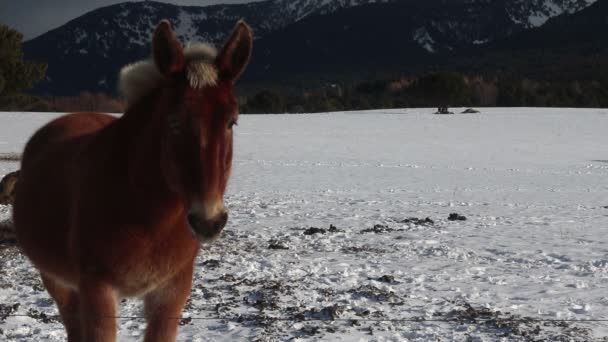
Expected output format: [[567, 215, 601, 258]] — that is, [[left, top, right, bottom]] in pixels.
[[126, 20, 252, 242]]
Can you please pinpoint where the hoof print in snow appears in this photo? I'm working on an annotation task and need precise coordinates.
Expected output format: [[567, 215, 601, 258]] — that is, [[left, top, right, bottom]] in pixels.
[[0, 303, 19, 322], [369, 275, 398, 284], [342, 245, 385, 254], [353, 307, 371, 317], [400, 217, 435, 226], [303, 227, 326, 235], [448, 213, 467, 221], [218, 274, 237, 282], [349, 285, 401, 303], [361, 224, 394, 234], [449, 302, 495, 321], [32, 283, 45, 292], [303, 224, 341, 235], [179, 317, 192, 326], [202, 259, 220, 269], [299, 325, 321, 336], [268, 239, 289, 249], [27, 308, 59, 323], [328, 224, 341, 232], [442, 302, 594, 340], [244, 289, 280, 311], [299, 304, 345, 321], [316, 305, 344, 320]]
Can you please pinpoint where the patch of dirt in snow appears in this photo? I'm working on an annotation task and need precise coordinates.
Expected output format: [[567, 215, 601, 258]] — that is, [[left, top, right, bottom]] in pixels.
[[437, 301, 596, 341], [0, 207, 605, 341], [1, 210, 605, 341]]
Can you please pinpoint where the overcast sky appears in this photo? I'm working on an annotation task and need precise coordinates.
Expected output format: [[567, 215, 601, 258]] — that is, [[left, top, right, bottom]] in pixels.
[[0, 0, 264, 40]]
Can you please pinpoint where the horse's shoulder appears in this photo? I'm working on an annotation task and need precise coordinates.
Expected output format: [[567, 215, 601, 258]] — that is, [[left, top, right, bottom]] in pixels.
[[21, 113, 117, 170], [52, 112, 117, 129]]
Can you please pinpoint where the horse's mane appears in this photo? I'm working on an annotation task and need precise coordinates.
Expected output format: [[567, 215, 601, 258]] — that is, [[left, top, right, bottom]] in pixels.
[[119, 43, 218, 108]]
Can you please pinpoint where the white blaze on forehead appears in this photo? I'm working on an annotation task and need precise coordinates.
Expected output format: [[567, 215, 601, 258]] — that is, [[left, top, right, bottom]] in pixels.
[[184, 44, 218, 89], [187, 62, 218, 89], [119, 43, 218, 107]]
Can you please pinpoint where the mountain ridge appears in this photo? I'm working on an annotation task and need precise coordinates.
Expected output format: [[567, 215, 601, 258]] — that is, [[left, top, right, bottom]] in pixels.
[[22, 0, 600, 96]]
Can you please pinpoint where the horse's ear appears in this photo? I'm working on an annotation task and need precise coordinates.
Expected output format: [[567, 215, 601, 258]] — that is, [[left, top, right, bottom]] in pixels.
[[153, 20, 185, 75], [216, 20, 253, 83]]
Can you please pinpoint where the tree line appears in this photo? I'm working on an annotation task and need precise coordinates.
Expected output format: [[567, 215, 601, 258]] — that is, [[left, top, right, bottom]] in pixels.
[[241, 73, 608, 113], [1, 24, 607, 113]]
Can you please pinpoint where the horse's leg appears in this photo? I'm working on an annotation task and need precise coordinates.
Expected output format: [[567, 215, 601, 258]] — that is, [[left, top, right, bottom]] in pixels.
[[41, 274, 81, 341], [143, 263, 194, 342], [79, 279, 118, 342]]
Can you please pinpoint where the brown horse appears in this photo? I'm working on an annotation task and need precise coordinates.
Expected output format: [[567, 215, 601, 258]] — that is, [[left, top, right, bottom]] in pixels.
[[13, 20, 252, 342]]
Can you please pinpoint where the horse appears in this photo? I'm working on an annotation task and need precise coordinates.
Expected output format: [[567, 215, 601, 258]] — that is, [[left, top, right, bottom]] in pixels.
[[13, 19, 252, 342]]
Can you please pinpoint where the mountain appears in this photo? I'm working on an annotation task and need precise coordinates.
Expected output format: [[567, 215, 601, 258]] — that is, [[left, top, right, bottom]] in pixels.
[[23, 0, 386, 95], [504, 0, 595, 28], [22, 0, 599, 96], [448, 0, 608, 81], [244, 0, 600, 85]]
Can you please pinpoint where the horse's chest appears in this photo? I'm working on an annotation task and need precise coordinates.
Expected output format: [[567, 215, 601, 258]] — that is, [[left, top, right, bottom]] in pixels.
[[117, 259, 178, 297], [84, 227, 198, 297]]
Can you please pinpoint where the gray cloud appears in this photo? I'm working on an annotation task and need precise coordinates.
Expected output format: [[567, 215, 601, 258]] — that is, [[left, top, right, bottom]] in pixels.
[[0, 0, 263, 40]]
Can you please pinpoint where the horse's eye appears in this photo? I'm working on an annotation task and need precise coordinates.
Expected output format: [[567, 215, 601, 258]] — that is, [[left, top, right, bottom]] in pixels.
[[228, 119, 238, 129]]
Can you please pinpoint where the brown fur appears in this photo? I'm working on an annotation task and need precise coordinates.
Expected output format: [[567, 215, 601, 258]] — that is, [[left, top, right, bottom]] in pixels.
[[13, 20, 252, 342], [0, 219, 15, 243], [0, 170, 19, 205], [0, 170, 19, 243], [119, 43, 218, 106]]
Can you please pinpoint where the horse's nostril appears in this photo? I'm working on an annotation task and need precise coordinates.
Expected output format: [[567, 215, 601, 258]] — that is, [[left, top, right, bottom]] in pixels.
[[187, 214, 199, 230]]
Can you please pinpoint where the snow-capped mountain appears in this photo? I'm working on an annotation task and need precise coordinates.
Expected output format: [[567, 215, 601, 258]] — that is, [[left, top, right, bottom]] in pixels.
[[506, 0, 596, 27], [244, 0, 604, 84], [22, 0, 598, 96], [24, 0, 387, 95], [24, 0, 386, 62], [456, 0, 608, 81]]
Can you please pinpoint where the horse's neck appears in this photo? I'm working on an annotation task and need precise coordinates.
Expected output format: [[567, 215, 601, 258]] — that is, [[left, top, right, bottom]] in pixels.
[[117, 102, 181, 219]]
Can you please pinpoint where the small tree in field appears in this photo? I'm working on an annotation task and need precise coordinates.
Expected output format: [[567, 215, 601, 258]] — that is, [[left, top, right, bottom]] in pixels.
[[0, 25, 47, 110]]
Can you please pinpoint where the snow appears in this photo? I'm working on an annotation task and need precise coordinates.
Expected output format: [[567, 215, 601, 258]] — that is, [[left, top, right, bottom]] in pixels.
[[73, 29, 88, 45], [473, 39, 489, 45], [509, 0, 598, 28], [527, 12, 552, 27], [175, 9, 209, 45], [1, 108, 608, 340], [413, 27, 435, 53]]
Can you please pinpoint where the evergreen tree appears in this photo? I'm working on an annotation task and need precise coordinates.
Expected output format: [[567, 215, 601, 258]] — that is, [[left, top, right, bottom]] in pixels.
[[0, 25, 47, 110]]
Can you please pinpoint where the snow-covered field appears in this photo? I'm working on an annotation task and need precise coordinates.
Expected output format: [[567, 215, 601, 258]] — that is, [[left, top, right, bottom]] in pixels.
[[1, 108, 608, 341]]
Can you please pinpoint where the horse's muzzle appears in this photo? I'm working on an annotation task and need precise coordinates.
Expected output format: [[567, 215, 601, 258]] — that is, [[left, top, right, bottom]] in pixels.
[[187, 211, 228, 242]]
